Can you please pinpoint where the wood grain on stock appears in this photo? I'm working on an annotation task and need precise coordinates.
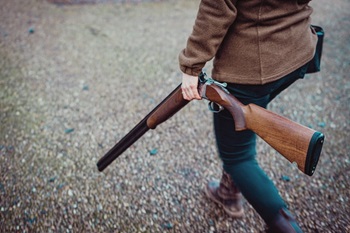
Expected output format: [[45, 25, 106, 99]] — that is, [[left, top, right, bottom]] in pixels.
[[146, 82, 315, 173], [243, 104, 316, 173], [203, 84, 315, 173]]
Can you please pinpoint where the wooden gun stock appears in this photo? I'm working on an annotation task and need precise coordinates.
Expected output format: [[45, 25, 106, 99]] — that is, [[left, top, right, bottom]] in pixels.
[[201, 83, 324, 176], [243, 104, 324, 176], [97, 75, 324, 176]]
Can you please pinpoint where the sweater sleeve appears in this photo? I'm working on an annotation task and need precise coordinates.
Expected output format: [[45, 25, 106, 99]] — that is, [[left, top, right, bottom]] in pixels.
[[179, 0, 238, 76]]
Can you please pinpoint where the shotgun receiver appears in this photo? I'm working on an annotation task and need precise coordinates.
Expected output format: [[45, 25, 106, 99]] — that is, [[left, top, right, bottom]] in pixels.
[[97, 72, 324, 176]]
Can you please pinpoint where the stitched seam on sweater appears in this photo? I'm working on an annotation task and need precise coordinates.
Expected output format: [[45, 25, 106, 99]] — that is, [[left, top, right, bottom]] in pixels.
[[257, 0, 264, 84]]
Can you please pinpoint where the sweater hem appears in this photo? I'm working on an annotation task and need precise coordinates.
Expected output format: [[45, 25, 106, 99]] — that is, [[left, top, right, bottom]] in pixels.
[[212, 53, 315, 85]]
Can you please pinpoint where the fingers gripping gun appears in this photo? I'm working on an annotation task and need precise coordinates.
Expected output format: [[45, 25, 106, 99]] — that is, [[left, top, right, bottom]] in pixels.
[[97, 72, 324, 176]]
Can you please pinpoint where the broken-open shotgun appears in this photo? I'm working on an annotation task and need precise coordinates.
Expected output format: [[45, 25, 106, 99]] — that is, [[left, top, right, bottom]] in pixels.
[[97, 72, 324, 176]]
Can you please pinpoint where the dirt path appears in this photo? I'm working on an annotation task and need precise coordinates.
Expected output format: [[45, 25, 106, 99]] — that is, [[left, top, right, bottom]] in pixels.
[[1, 0, 349, 232]]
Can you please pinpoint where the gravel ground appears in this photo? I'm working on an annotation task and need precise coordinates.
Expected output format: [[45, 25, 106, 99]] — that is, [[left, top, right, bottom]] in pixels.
[[0, 0, 349, 232]]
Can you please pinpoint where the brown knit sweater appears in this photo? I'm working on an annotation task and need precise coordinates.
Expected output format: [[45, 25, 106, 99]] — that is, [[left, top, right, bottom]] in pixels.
[[179, 0, 318, 85]]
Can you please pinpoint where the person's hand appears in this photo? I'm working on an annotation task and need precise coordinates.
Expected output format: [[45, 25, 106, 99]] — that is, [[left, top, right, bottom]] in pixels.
[[181, 72, 202, 101]]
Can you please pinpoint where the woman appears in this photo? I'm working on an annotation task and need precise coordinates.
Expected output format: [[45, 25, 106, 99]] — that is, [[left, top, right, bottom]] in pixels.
[[179, 0, 318, 232]]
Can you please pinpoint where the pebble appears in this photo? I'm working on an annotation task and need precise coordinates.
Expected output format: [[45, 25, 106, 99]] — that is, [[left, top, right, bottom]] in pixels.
[[281, 175, 291, 182], [0, 1, 349, 233], [65, 128, 75, 134], [162, 222, 173, 229], [28, 27, 35, 34], [68, 190, 73, 197], [149, 148, 158, 155]]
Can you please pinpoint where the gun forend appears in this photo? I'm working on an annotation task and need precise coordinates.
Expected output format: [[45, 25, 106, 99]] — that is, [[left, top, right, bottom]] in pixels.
[[97, 84, 189, 172]]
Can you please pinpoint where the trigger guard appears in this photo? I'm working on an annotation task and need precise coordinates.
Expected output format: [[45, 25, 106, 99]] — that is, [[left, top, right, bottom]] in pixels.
[[208, 102, 224, 113]]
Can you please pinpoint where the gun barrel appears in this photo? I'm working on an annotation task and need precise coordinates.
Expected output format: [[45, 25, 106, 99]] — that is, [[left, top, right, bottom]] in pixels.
[[97, 84, 189, 172], [97, 120, 149, 171]]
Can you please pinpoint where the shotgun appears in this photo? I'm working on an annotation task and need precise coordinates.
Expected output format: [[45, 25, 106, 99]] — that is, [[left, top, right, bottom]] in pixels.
[[97, 72, 324, 176]]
